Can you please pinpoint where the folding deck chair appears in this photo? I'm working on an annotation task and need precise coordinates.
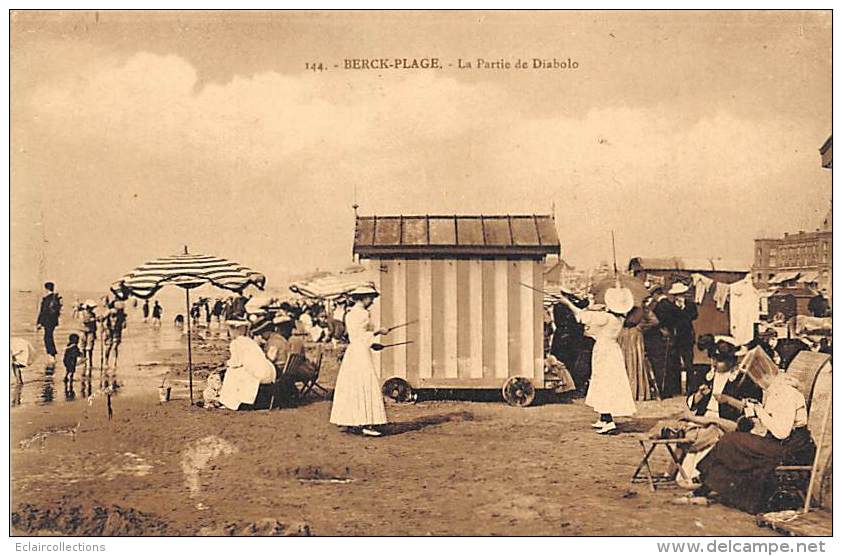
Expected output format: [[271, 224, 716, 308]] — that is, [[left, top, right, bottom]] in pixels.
[[631, 437, 693, 491], [771, 351, 832, 510], [296, 352, 327, 400], [266, 353, 294, 411]]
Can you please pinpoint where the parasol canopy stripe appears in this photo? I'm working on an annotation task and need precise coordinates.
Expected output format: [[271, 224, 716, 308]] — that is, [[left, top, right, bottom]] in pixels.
[[112, 251, 266, 299]]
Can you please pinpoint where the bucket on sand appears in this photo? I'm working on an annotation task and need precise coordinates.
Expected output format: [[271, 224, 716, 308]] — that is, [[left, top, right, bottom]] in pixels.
[[158, 386, 172, 403]]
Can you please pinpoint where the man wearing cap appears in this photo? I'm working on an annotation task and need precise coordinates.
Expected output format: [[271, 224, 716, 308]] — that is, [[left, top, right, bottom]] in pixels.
[[219, 320, 276, 410]]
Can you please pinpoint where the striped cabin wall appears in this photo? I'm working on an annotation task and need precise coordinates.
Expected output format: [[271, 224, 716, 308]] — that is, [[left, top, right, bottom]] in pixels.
[[371, 257, 545, 389]]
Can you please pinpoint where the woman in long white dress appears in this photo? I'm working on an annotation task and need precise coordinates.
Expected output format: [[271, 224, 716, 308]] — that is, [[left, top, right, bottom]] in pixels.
[[557, 287, 637, 434], [329, 285, 389, 437]]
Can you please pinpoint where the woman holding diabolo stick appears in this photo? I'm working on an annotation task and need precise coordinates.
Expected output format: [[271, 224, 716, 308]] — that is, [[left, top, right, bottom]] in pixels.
[[330, 284, 391, 437], [555, 284, 637, 434]]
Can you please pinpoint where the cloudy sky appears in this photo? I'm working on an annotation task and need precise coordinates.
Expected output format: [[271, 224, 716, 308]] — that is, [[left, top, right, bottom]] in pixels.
[[11, 10, 831, 291]]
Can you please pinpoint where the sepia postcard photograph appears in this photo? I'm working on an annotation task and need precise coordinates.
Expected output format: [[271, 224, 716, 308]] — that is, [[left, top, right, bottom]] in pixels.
[[5, 7, 834, 544]]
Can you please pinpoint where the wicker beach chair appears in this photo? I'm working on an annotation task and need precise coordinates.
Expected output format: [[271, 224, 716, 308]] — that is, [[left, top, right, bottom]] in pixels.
[[770, 351, 832, 510]]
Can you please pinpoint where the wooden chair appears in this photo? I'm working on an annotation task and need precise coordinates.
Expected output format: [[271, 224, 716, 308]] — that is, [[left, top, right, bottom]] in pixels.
[[771, 351, 832, 510]]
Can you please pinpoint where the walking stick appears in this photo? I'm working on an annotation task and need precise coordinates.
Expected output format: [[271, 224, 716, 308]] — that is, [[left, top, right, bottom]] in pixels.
[[661, 335, 672, 397], [185, 288, 194, 405], [646, 358, 662, 400], [99, 325, 105, 387]]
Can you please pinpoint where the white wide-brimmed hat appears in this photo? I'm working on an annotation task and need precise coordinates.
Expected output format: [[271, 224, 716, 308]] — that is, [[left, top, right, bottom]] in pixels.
[[348, 284, 379, 298], [668, 282, 689, 295], [84, 299, 98, 308], [604, 287, 634, 315], [226, 319, 250, 329]]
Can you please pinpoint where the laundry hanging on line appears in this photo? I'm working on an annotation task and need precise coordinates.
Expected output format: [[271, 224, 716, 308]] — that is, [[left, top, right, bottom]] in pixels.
[[690, 273, 715, 304], [713, 282, 731, 311]]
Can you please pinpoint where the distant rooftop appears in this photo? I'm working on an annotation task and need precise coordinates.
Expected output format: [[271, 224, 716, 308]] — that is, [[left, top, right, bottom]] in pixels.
[[353, 214, 560, 258], [628, 257, 750, 274]]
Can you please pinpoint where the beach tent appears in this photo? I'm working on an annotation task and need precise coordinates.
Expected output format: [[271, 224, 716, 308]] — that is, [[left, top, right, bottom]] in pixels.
[[289, 274, 375, 299], [111, 247, 266, 403]]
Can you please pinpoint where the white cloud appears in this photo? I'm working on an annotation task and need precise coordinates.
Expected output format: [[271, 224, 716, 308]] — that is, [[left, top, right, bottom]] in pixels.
[[17, 51, 831, 288]]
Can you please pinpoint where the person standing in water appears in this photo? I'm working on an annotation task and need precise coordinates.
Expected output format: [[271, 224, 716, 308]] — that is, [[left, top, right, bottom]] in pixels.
[[142, 299, 150, 323], [80, 300, 98, 373], [151, 300, 163, 327], [556, 286, 637, 434], [36, 282, 62, 366], [103, 301, 127, 368], [329, 285, 390, 437]]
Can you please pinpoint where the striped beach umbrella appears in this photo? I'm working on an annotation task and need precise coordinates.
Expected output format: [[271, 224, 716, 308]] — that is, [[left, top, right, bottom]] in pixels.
[[111, 247, 266, 404], [112, 251, 265, 300]]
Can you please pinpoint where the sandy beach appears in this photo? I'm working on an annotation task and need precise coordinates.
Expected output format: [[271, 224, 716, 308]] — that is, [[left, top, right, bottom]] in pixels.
[[11, 326, 776, 536]]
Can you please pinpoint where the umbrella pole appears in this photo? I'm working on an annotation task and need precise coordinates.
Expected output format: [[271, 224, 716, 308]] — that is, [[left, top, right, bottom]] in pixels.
[[186, 288, 194, 405]]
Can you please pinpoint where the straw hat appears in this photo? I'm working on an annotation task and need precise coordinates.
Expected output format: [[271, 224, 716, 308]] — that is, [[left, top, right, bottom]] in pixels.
[[348, 284, 379, 298], [84, 299, 98, 308], [272, 313, 292, 324], [604, 287, 634, 315], [226, 319, 250, 329], [668, 282, 689, 295], [250, 318, 274, 336]]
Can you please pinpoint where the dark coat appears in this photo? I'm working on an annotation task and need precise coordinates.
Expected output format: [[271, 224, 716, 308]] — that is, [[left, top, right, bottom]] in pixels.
[[550, 303, 585, 364], [688, 369, 763, 422], [674, 301, 698, 348], [653, 297, 697, 347], [37, 293, 62, 328]]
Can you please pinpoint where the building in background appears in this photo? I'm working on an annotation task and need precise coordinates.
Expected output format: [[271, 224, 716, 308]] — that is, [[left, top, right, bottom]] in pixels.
[[752, 135, 832, 295], [543, 256, 589, 293], [752, 210, 832, 291]]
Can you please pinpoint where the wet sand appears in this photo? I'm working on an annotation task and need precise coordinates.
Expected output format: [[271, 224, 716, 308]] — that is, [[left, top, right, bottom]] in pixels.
[[10, 331, 776, 537]]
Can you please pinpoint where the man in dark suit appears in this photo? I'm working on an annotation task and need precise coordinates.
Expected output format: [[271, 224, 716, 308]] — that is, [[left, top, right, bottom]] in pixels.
[[36, 281, 62, 366], [669, 282, 698, 395], [650, 282, 696, 397], [650, 287, 681, 396]]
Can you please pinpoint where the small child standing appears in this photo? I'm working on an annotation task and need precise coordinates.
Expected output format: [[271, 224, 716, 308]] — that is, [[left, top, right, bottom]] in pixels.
[[63, 333, 81, 383]]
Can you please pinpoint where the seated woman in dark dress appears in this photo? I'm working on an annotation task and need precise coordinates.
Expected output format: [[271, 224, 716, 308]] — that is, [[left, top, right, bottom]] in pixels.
[[695, 347, 816, 514], [673, 341, 762, 488]]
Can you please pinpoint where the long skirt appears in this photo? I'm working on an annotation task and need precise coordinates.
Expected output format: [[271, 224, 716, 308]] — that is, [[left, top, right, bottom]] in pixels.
[[618, 327, 655, 401], [329, 340, 387, 427], [585, 339, 636, 417], [697, 427, 816, 514]]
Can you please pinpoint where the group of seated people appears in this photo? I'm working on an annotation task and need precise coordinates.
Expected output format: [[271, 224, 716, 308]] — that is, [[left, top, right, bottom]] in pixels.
[[655, 338, 817, 514], [203, 311, 316, 410]]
